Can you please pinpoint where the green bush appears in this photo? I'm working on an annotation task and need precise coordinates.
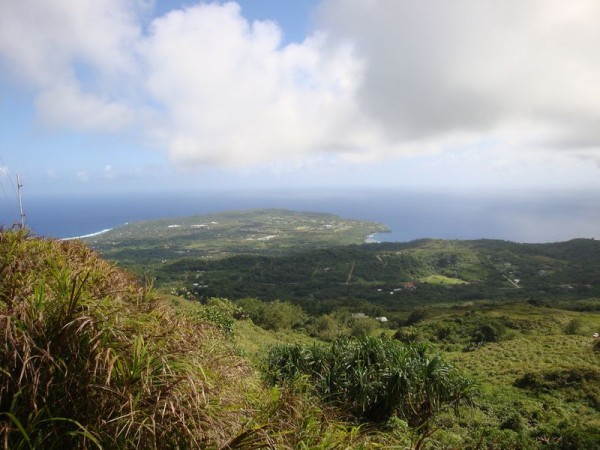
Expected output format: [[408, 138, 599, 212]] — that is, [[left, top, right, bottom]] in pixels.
[[499, 412, 525, 433], [312, 314, 342, 341], [263, 337, 476, 428], [404, 307, 428, 326], [472, 320, 506, 343], [514, 368, 600, 411], [534, 423, 600, 450], [350, 317, 379, 337], [564, 318, 583, 335], [393, 326, 423, 344], [181, 297, 242, 335], [237, 298, 306, 331], [434, 322, 458, 342]]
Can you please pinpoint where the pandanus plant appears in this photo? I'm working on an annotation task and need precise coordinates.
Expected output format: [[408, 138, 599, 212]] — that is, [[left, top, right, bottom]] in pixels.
[[263, 336, 476, 430]]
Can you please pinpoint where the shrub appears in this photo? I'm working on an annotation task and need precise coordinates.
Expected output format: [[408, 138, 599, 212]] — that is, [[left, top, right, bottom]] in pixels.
[[472, 320, 506, 343], [263, 337, 476, 428], [237, 298, 306, 331], [404, 307, 428, 326], [514, 368, 600, 412], [199, 297, 242, 334], [499, 413, 525, 433], [534, 423, 600, 450], [312, 314, 342, 341], [393, 326, 422, 344], [434, 322, 458, 342], [564, 318, 583, 335], [350, 317, 379, 337]]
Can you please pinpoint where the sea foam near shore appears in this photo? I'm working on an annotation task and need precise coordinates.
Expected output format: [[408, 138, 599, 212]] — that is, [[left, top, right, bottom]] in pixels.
[[364, 233, 381, 244], [61, 228, 112, 241]]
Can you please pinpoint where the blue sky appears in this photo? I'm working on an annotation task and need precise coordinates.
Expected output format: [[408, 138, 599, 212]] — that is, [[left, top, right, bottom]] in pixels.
[[1, 0, 600, 199]]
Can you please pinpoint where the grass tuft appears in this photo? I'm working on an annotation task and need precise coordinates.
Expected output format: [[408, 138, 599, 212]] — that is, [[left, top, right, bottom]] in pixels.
[[0, 229, 257, 449]]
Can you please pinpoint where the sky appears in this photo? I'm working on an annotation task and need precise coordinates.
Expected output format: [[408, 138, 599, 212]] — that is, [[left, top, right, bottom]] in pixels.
[[1, 0, 600, 198]]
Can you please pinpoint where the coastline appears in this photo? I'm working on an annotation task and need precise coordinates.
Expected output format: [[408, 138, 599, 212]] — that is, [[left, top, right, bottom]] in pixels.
[[61, 228, 113, 241], [364, 233, 381, 244]]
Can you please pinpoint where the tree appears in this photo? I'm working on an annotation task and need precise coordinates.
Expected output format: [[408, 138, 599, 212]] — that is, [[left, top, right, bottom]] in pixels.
[[350, 317, 379, 337], [404, 307, 427, 326], [236, 298, 306, 331]]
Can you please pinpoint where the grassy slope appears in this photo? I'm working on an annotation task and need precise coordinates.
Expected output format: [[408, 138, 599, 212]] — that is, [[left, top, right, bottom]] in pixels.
[[397, 303, 600, 448], [227, 299, 600, 448], [0, 230, 436, 449], [0, 229, 264, 449], [12, 219, 600, 449], [233, 319, 320, 363]]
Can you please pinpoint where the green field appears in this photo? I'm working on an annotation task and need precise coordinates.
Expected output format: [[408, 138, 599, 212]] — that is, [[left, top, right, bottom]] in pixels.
[[419, 274, 469, 285]]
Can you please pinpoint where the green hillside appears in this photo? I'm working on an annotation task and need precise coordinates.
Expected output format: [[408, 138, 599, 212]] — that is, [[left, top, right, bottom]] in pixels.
[[4, 212, 600, 449], [127, 236, 600, 315], [394, 302, 600, 449], [84, 208, 388, 264], [0, 229, 478, 449], [84, 212, 600, 315]]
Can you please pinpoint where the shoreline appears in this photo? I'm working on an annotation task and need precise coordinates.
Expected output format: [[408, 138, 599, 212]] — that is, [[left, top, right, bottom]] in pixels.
[[364, 233, 381, 244], [61, 228, 113, 241]]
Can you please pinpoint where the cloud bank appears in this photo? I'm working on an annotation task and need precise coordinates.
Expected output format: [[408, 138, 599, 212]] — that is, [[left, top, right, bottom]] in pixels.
[[1, 0, 600, 168], [319, 0, 600, 153]]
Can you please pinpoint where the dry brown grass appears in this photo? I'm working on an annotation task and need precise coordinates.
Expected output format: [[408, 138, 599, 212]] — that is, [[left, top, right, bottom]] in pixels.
[[0, 229, 258, 449]]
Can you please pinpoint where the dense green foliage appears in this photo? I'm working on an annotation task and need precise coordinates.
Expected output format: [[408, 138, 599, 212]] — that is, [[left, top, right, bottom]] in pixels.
[[263, 337, 476, 427], [143, 238, 600, 316], [3, 229, 461, 449], [396, 303, 600, 449], [237, 298, 306, 331], [106, 213, 600, 448]]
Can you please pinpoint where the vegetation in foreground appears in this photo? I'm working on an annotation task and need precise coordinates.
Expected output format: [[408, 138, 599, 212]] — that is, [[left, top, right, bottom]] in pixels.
[[264, 338, 476, 427], [2, 228, 600, 449], [0, 229, 259, 448], [0, 229, 476, 449]]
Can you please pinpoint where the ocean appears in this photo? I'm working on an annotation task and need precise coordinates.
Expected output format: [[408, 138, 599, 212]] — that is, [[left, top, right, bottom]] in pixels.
[[2, 189, 599, 243]]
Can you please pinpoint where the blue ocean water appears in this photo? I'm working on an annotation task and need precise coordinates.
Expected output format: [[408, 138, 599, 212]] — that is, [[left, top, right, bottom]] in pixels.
[[2, 189, 599, 243]]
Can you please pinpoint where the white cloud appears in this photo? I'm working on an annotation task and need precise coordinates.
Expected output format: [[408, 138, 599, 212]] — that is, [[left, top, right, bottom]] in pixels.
[[0, 0, 140, 132], [35, 83, 134, 132], [1, 0, 600, 178], [317, 0, 600, 154], [103, 164, 115, 179], [140, 2, 376, 166]]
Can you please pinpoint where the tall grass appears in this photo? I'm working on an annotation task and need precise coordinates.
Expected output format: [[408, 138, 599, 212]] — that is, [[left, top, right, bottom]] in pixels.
[[263, 336, 476, 429], [0, 229, 256, 449]]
